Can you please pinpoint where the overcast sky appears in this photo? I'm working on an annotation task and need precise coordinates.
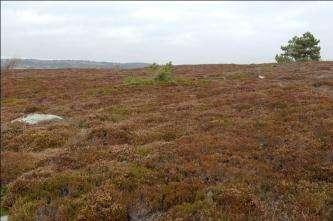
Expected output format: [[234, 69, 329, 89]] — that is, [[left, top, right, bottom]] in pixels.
[[1, 1, 333, 64]]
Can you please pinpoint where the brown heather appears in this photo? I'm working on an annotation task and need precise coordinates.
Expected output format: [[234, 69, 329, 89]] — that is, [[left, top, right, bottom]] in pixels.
[[1, 62, 333, 220]]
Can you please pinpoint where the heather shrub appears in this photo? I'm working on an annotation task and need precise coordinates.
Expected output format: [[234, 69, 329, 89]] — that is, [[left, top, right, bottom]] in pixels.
[[87, 125, 132, 145], [1, 151, 37, 184], [4, 128, 70, 151], [77, 184, 127, 221], [2, 61, 332, 220], [23, 105, 42, 114]]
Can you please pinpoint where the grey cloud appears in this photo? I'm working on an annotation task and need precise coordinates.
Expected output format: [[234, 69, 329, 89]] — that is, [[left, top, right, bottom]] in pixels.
[[1, 1, 332, 64]]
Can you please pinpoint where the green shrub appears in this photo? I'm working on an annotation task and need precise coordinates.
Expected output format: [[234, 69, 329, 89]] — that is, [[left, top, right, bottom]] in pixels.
[[275, 32, 321, 63], [123, 76, 154, 86], [149, 62, 159, 72], [154, 61, 173, 82], [123, 62, 174, 85]]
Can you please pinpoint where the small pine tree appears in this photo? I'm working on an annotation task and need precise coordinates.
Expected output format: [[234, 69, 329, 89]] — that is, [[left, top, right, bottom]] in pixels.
[[275, 54, 293, 63], [149, 63, 159, 71], [155, 61, 173, 82], [275, 32, 321, 63]]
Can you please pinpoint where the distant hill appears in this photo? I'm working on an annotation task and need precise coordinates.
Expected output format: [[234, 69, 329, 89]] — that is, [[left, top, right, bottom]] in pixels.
[[0, 59, 151, 69]]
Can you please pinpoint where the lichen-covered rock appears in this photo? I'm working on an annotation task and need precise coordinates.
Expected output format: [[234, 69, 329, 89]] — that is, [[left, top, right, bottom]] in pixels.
[[11, 114, 63, 125]]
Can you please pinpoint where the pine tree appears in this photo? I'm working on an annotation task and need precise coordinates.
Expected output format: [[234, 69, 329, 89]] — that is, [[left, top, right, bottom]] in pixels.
[[275, 32, 321, 63]]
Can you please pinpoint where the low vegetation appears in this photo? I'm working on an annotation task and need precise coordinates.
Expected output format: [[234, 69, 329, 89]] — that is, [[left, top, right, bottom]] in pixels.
[[124, 62, 174, 86], [1, 62, 333, 220], [1, 58, 20, 74]]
